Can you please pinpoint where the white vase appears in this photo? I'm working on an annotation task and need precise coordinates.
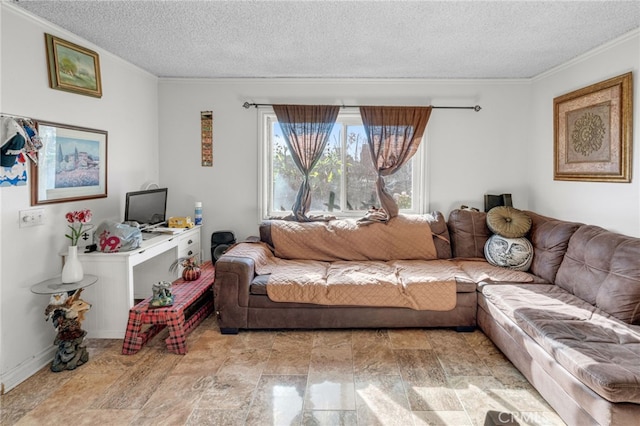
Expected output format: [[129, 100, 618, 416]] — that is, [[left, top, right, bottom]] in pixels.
[[61, 245, 84, 283]]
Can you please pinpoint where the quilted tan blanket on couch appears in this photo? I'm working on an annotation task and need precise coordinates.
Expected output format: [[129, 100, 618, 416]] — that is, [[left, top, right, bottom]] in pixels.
[[225, 242, 460, 311], [269, 215, 439, 261]]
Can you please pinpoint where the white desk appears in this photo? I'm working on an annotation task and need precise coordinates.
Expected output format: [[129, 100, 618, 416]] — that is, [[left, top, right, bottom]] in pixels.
[[77, 226, 201, 338]]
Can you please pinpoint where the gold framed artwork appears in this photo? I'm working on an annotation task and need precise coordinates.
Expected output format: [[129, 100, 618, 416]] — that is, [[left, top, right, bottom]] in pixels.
[[554, 72, 633, 182], [31, 121, 108, 205], [45, 33, 102, 98]]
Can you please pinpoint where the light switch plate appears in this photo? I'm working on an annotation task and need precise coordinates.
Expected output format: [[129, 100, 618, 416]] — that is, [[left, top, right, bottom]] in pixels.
[[19, 208, 45, 228]]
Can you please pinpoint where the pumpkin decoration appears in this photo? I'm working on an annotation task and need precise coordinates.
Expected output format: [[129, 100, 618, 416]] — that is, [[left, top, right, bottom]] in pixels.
[[169, 255, 201, 281]]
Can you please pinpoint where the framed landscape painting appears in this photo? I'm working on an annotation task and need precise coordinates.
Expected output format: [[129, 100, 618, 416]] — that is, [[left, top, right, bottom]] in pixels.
[[45, 33, 102, 98], [31, 121, 107, 205], [554, 72, 632, 182]]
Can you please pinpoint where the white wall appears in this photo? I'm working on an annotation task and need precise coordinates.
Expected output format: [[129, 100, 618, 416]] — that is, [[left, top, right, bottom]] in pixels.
[[157, 30, 639, 243], [0, 4, 158, 391], [529, 30, 640, 236], [158, 79, 531, 244]]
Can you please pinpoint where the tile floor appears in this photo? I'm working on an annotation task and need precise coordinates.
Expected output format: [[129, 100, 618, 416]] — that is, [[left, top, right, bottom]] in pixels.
[[1, 316, 565, 425]]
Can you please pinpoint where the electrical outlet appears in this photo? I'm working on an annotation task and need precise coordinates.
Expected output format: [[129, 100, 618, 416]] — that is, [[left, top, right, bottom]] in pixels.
[[19, 208, 45, 228]]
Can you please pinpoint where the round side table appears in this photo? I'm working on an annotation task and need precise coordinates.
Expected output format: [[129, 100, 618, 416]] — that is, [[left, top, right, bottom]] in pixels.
[[31, 274, 98, 295], [31, 274, 98, 372]]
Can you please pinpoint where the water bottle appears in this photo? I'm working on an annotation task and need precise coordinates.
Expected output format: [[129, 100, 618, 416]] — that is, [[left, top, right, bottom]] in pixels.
[[194, 202, 202, 225]]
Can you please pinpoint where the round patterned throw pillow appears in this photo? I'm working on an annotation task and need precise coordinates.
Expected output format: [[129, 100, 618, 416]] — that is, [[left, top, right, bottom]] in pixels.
[[486, 206, 532, 238], [484, 234, 533, 271]]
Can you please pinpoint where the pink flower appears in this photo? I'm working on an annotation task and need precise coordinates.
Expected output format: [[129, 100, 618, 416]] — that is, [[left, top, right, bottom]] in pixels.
[[65, 209, 93, 246]]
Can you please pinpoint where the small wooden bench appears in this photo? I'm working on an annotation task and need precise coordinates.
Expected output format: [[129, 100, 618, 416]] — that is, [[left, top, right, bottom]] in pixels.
[[122, 261, 214, 355]]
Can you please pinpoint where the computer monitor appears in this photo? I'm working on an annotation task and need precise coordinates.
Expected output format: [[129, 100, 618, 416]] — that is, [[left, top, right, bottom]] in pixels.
[[124, 188, 168, 228]]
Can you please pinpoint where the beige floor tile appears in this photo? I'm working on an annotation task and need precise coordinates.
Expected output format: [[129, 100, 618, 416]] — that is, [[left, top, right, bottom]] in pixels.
[[198, 374, 258, 411], [462, 330, 502, 357], [302, 410, 358, 425], [216, 348, 271, 380], [171, 351, 228, 375], [396, 349, 462, 411], [388, 328, 433, 349], [264, 345, 312, 375], [186, 408, 248, 426], [353, 344, 399, 377], [0, 366, 74, 411], [313, 329, 353, 349], [430, 331, 493, 377], [72, 409, 139, 425], [351, 329, 391, 349], [230, 330, 275, 350], [404, 383, 463, 412], [305, 372, 356, 410], [448, 376, 531, 426], [15, 373, 116, 424], [355, 374, 414, 425], [309, 346, 353, 375], [273, 330, 315, 348], [412, 410, 473, 425], [91, 349, 182, 409], [185, 329, 237, 355], [244, 374, 307, 425], [394, 349, 446, 384]]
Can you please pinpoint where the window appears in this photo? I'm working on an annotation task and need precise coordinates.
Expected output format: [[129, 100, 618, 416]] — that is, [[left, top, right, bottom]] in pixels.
[[259, 108, 426, 219]]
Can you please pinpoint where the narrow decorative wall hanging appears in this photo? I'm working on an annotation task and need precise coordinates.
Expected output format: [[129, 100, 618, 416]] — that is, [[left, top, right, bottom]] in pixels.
[[201, 111, 213, 166], [45, 33, 103, 98], [554, 72, 632, 182]]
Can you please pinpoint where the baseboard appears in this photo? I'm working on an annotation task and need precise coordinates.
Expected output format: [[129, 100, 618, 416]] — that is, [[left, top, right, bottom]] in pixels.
[[88, 330, 125, 339], [1, 346, 55, 394]]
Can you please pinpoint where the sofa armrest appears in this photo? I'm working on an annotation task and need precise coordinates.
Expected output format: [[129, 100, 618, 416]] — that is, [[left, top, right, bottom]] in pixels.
[[213, 255, 255, 331]]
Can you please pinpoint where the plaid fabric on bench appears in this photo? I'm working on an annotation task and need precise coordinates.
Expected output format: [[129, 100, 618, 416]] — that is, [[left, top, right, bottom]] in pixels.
[[122, 261, 214, 355]]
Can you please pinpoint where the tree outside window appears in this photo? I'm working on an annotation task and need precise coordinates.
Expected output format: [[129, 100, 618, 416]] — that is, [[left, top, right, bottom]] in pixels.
[[263, 110, 421, 218]]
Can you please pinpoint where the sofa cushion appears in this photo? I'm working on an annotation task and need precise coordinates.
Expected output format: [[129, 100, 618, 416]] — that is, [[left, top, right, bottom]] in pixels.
[[448, 209, 490, 258], [486, 206, 531, 238], [483, 235, 533, 271], [481, 284, 640, 404], [454, 259, 538, 284], [525, 211, 581, 284], [555, 225, 640, 325], [425, 211, 452, 259]]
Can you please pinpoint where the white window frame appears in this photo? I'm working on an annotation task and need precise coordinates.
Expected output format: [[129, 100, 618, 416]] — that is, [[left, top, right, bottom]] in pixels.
[[258, 107, 428, 220]]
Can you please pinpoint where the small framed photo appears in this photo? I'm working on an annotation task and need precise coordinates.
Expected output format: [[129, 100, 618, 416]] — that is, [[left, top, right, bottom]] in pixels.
[[45, 33, 102, 98], [31, 121, 108, 205], [554, 72, 633, 182]]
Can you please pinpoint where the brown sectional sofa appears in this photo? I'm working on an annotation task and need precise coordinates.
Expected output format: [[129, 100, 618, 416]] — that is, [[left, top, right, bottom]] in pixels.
[[213, 212, 481, 333], [213, 209, 640, 425], [476, 211, 640, 426]]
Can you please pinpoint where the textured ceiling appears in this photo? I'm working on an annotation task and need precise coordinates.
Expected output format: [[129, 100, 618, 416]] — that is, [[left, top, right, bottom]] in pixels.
[[11, 0, 640, 79]]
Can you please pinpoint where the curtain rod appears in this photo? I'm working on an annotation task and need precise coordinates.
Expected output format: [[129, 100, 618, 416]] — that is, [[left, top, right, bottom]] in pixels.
[[242, 102, 481, 112]]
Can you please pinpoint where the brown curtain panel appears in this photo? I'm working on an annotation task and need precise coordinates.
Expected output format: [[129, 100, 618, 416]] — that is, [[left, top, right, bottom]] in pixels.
[[360, 106, 432, 220], [273, 105, 340, 221]]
